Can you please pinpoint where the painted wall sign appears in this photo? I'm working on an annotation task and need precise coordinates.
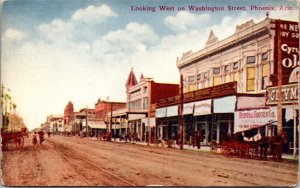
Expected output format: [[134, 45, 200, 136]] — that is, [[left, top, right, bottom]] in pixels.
[[271, 20, 299, 85]]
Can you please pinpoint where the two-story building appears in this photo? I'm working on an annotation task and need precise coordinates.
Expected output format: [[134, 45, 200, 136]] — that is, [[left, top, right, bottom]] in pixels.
[[124, 68, 179, 142], [156, 17, 298, 151]]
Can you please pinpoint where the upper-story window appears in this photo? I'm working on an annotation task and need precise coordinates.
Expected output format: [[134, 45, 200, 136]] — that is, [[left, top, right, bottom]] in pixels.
[[233, 62, 239, 69], [143, 87, 148, 93], [213, 67, 220, 75], [203, 72, 209, 79], [197, 74, 201, 80], [224, 65, 230, 73], [188, 76, 195, 83], [247, 56, 256, 64], [262, 52, 268, 61]]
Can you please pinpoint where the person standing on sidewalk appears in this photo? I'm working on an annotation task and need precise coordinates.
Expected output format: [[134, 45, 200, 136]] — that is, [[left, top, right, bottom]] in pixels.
[[196, 131, 202, 149]]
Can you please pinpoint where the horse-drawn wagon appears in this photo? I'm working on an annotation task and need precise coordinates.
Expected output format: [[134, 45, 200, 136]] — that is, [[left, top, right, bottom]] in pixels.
[[1, 128, 28, 150], [219, 122, 286, 161]]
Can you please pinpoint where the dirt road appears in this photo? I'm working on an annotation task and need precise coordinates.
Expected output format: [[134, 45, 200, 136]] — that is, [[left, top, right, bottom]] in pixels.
[[2, 135, 298, 186]]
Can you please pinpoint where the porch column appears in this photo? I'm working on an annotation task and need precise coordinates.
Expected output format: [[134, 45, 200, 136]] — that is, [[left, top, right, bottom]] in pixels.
[[217, 117, 220, 143], [228, 113, 232, 136]]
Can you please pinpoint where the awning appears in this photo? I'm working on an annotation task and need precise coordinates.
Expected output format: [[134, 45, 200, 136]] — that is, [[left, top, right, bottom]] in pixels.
[[234, 107, 277, 133], [142, 117, 156, 127], [194, 99, 212, 116], [166, 105, 178, 117], [213, 96, 236, 113], [236, 96, 265, 110], [183, 102, 194, 115], [156, 107, 167, 118], [128, 114, 146, 121], [83, 121, 107, 129]]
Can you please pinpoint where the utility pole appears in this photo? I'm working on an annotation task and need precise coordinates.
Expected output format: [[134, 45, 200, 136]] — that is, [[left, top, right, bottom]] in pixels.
[[277, 20, 283, 135], [179, 74, 184, 150], [145, 77, 153, 146], [110, 102, 113, 141], [85, 106, 88, 136]]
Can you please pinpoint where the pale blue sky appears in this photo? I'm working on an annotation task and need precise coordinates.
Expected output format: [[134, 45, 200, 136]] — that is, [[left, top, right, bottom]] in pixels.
[[1, 0, 298, 130]]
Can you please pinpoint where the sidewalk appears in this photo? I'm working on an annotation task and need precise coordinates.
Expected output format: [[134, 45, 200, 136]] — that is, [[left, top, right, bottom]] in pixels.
[[106, 137, 298, 162]]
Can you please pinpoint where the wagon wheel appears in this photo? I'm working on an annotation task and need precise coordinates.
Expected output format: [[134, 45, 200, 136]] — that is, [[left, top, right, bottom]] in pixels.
[[19, 137, 24, 149], [2, 139, 8, 151]]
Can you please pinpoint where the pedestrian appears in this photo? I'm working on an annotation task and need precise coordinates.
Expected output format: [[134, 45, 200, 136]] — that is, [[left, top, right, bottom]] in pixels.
[[32, 132, 38, 149], [189, 133, 193, 148], [196, 131, 202, 149], [47, 131, 51, 138], [38, 130, 45, 144]]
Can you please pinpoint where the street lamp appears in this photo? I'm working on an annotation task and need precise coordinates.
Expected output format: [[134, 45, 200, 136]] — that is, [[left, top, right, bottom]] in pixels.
[[145, 77, 153, 146]]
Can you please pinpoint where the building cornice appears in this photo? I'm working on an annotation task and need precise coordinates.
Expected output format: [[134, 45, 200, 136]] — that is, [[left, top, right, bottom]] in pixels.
[[177, 18, 273, 69]]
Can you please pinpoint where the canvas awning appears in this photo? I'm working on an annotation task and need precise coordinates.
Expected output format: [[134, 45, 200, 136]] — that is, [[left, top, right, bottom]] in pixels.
[[194, 99, 212, 116], [213, 96, 236, 113], [156, 107, 167, 118], [142, 117, 156, 127], [236, 96, 265, 110], [166, 105, 178, 117], [183, 102, 194, 115]]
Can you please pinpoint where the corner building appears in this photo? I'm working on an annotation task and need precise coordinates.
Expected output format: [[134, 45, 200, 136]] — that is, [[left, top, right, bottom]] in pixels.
[[157, 17, 298, 150]]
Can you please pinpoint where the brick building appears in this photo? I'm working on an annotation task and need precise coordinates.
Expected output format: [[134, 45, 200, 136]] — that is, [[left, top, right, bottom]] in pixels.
[[125, 68, 179, 142]]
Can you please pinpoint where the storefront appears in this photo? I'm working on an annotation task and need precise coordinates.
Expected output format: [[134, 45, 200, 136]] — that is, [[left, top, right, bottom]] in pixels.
[[266, 83, 299, 156]]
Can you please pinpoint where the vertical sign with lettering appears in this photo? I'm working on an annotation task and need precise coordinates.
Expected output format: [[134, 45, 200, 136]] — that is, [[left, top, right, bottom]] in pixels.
[[272, 20, 299, 85]]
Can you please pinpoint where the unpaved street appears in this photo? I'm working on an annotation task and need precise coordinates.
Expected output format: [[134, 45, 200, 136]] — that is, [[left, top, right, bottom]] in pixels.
[[2, 135, 298, 186]]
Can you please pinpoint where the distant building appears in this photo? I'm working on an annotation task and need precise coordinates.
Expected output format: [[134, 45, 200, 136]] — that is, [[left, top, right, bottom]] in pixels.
[[64, 101, 74, 125], [47, 114, 64, 133]]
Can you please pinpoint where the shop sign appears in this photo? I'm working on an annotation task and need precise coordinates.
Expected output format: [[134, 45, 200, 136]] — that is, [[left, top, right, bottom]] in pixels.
[[234, 107, 277, 133], [183, 102, 194, 115], [271, 20, 299, 85], [194, 99, 211, 116], [266, 83, 298, 105], [184, 82, 237, 102]]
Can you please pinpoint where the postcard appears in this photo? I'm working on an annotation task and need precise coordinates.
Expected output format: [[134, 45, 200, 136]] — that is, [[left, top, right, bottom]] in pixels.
[[1, 0, 299, 186]]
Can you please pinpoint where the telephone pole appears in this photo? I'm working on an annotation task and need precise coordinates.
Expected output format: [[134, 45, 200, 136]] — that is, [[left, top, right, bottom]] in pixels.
[[179, 74, 184, 150]]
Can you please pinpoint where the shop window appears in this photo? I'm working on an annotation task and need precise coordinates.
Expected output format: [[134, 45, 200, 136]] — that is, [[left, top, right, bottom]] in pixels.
[[234, 72, 239, 82], [224, 65, 230, 73], [262, 52, 268, 61], [197, 74, 201, 80], [247, 67, 255, 91], [188, 76, 195, 83], [233, 62, 239, 69], [213, 76, 221, 86], [213, 67, 220, 74], [262, 63, 269, 89], [247, 56, 256, 64], [143, 97, 148, 109]]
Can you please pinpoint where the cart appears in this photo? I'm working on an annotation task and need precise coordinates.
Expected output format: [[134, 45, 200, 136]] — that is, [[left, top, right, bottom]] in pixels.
[[1, 128, 28, 150], [220, 122, 285, 160]]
